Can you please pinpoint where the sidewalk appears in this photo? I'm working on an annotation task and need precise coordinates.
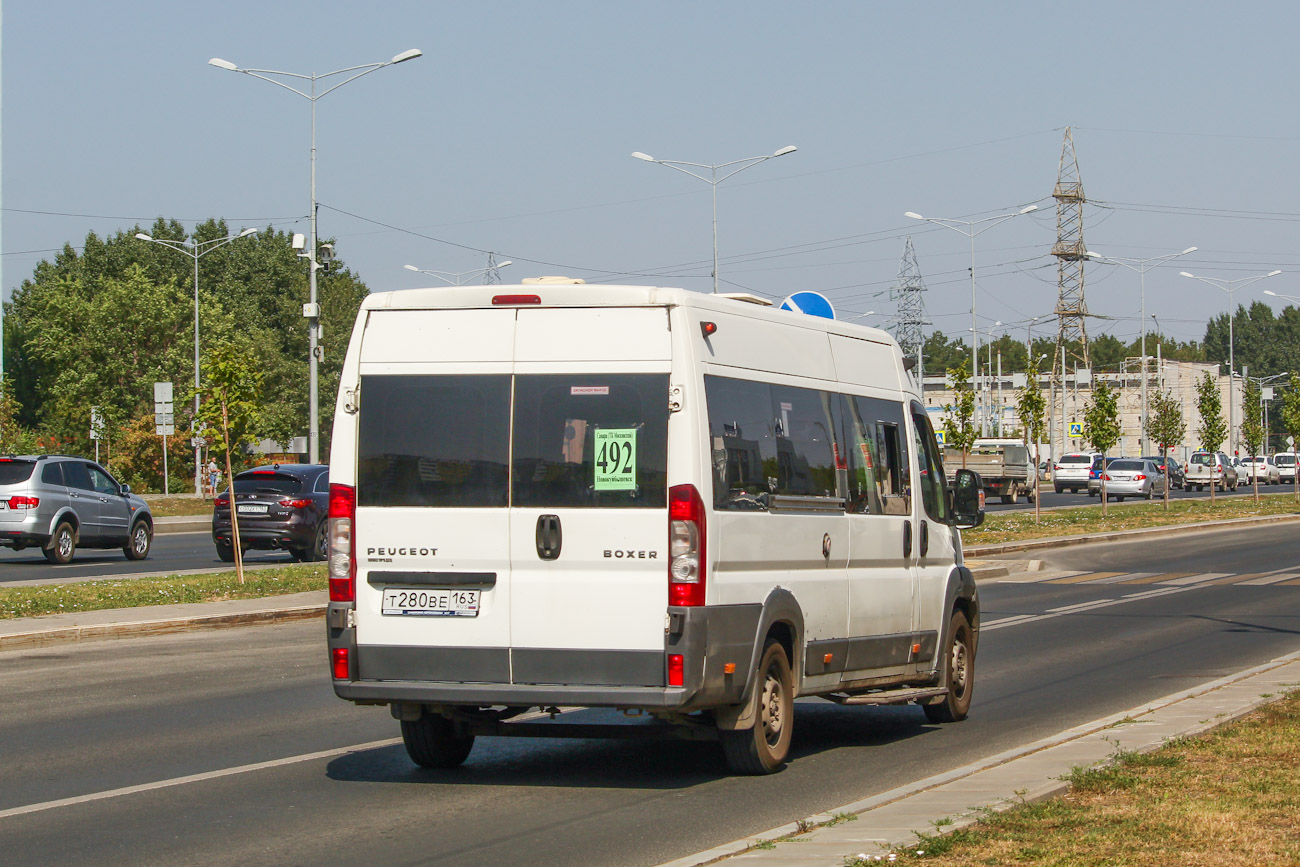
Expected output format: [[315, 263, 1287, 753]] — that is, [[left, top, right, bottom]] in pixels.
[[658, 651, 1300, 866]]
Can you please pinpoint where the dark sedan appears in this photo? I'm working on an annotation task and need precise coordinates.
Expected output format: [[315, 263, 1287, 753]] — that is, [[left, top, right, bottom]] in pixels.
[[1142, 455, 1185, 490], [212, 464, 329, 562]]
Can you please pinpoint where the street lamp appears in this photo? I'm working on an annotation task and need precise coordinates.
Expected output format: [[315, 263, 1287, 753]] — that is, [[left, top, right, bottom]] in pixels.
[[968, 321, 1001, 435], [210, 48, 422, 464], [1086, 246, 1196, 455], [906, 205, 1038, 439], [631, 145, 797, 294], [135, 227, 258, 495], [404, 260, 512, 286], [1180, 268, 1282, 455]]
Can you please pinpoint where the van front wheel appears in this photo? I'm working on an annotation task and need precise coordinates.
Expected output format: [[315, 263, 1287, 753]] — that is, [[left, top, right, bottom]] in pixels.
[[401, 710, 475, 769], [719, 640, 794, 774], [923, 610, 974, 724]]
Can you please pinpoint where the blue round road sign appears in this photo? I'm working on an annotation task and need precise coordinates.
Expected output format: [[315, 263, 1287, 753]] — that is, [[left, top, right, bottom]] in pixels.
[[780, 291, 836, 319]]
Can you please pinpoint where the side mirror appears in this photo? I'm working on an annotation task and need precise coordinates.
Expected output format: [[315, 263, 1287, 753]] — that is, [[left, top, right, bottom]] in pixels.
[[951, 468, 985, 529], [120, 484, 132, 496]]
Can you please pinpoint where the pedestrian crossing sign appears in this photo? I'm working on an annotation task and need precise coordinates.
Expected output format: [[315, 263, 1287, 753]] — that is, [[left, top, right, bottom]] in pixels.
[[935, 430, 946, 445], [1069, 422, 1083, 438]]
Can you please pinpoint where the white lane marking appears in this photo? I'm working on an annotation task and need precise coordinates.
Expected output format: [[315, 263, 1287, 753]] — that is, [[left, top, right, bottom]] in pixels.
[[1239, 573, 1300, 586], [983, 585, 1194, 632], [0, 737, 401, 821], [1158, 572, 1231, 585], [1091, 572, 1157, 584]]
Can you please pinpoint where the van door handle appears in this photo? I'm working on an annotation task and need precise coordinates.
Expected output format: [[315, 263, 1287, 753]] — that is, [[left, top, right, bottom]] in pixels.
[[903, 520, 913, 559], [536, 515, 562, 561], [919, 520, 929, 558]]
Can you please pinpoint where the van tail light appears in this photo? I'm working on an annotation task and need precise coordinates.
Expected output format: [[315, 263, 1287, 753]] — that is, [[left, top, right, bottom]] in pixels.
[[328, 483, 356, 603], [668, 484, 707, 607], [8, 496, 39, 510], [332, 647, 350, 680], [667, 654, 685, 686]]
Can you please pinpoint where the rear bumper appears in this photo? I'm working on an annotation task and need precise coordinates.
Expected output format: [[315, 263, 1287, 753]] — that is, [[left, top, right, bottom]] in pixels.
[[335, 679, 691, 708], [213, 521, 314, 551]]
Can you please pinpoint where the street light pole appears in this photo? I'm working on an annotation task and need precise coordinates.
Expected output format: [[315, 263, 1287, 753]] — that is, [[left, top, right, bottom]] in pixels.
[[1181, 268, 1282, 456], [905, 205, 1038, 440], [1086, 246, 1196, 455], [403, 260, 513, 286], [135, 228, 258, 495], [631, 146, 797, 294], [210, 48, 422, 464]]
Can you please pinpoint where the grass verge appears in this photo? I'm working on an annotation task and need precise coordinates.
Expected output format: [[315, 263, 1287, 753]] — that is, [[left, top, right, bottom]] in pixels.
[[864, 689, 1300, 866], [0, 564, 326, 619], [965, 491, 1300, 546], [141, 495, 215, 517]]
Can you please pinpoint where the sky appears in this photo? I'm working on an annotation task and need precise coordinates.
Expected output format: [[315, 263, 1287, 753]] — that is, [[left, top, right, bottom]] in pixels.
[[4, 1, 1299, 349]]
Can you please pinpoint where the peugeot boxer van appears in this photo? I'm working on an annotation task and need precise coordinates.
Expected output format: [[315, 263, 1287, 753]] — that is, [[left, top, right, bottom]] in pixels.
[[326, 281, 985, 774]]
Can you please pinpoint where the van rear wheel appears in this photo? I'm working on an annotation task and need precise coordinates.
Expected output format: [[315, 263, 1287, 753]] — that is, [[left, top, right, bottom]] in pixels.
[[401, 710, 475, 769], [923, 610, 974, 724], [719, 640, 794, 774]]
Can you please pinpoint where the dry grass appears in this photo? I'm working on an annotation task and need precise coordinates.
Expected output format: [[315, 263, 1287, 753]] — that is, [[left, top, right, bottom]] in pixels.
[[140, 494, 215, 517], [872, 691, 1300, 866]]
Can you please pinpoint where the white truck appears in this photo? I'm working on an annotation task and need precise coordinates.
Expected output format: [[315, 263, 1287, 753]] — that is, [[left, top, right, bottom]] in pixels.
[[324, 280, 987, 775], [945, 438, 1036, 504]]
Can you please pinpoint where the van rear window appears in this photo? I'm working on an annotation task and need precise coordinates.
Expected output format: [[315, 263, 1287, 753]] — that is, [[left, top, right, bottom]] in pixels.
[[512, 374, 668, 508], [358, 375, 511, 507]]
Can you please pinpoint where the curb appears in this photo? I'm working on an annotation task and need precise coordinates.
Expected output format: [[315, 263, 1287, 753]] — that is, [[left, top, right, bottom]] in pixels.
[[153, 516, 209, 535]]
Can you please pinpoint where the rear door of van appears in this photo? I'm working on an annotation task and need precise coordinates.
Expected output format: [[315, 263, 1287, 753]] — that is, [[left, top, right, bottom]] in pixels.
[[507, 307, 672, 685]]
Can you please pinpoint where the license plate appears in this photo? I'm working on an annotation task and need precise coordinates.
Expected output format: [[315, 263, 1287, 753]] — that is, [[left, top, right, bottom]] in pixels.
[[237, 504, 269, 514], [382, 587, 480, 617]]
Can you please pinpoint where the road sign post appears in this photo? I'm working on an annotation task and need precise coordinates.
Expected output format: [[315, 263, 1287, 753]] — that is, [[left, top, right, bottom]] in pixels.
[[154, 382, 174, 495], [90, 406, 104, 464]]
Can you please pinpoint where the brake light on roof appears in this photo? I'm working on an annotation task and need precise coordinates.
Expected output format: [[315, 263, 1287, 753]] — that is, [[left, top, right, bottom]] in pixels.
[[491, 294, 541, 305], [8, 496, 38, 510], [668, 484, 707, 606], [328, 483, 356, 603]]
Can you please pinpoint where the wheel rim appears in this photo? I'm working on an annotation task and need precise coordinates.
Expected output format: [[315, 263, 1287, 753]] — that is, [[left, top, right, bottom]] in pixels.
[[949, 632, 969, 699], [315, 524, 328, 560], [57, 529, 73, 559], [759, 664, 785, 747], [132, 527, 148, 555]]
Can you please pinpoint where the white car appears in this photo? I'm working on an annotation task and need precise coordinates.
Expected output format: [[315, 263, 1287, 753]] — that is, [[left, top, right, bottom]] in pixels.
[[1240, 455, 1280, 485], [1054, 452, 1102, 494], [1100, 458, 1166, 501], [1275, 453, 1298, 485]]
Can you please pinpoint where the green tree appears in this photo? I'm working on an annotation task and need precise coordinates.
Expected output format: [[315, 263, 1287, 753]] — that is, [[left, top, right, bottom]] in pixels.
[[1281, 374, 1300, 502], [945, 361, 977, 469], [1145, 388, 1186, 512], [1016, 360, 1047, 523], [1240, 379, 1265, 503], [1195, 371, 1228, 504], [196, 341, 265, 583], [1083, 381, 1121, 513]]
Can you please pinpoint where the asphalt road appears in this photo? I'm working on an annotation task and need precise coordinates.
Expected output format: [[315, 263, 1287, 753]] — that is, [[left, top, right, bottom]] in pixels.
[[2, 523, 1299, 866]]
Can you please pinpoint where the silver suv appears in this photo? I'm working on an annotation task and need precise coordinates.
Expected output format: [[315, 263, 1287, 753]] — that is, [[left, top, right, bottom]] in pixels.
[[0, 455, 153, 564]]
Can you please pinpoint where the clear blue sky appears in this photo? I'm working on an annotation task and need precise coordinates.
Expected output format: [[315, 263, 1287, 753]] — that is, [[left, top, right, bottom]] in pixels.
[[5, 1, 1298, 346]]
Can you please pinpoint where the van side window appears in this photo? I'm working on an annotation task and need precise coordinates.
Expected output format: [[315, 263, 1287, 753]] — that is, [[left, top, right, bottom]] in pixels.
[[706, 376, 778, 510], [910, 405, 950, 522], [512, 374, 668, 508], [769, 384, 838, 498], [836, 395, 883, 514], [853, 396, 911, 515], [357, 375, 510, 507]]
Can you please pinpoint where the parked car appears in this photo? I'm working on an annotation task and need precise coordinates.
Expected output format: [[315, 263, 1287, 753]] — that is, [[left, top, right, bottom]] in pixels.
[[1240, 455, 1280, 485], [1185, 451, 1238, 491], [1141, 455, 1185, 490], [0, 454, 153, 564], [1099, 458, 1166, 501], [212, 464, 329, 562], [1275, 452, 1298, 485], [1054, 452, 1102, 494], [1086, 455, 1119, 497]]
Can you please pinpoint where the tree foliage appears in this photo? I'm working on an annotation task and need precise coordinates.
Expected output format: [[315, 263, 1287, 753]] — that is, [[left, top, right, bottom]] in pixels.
[[944, 361, 977, 467], [1015, 361, 1047, 522], [1083, 382, 1121, 511], [1280, 374, 1300, 501], [1194, 371, 1227, 453], [1145, 388, 1185, 512], [1240, 378, 1265, 502], [5, 219, 370, 490]]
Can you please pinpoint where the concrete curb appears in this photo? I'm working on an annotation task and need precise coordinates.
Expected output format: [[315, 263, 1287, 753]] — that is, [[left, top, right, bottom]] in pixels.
[[657, 650, 1300, 866], [152, 516, 209, 535]]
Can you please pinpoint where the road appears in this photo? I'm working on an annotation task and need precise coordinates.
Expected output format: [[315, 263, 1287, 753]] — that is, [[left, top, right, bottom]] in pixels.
[[2, 523, 1299, 865]]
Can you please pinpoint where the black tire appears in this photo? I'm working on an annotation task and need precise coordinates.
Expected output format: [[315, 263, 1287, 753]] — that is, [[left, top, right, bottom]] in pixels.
[[719, 640, 794, 774], [1115, 496, 1124, 503], [401, 710, 475, 769], [1001, 488, 1018, 505], [1054, 485, 1063, 494], [308, 521, 328, 562], [216, 542, 235, 563], [123, 520, 151, 560], [43, 521, 76, 565], [1144, 487, 1154, 501], [923, 610, 974, 724]]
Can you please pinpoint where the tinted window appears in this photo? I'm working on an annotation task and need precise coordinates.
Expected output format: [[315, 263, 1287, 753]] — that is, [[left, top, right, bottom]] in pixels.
[[911, 406, 949, 522], [40, 462, 65, 486], [1107, 460, 1143, 471], [61, 461, 93, 491], [1276, 455, 1296, 467], [855, 396, 911, 515], [770, 384, 837, 498], [0, 460, 37, 484], [1060, 455, 1092, 465], [358, 374, 510, 507], [512, 374, 668, 508], [87, 465, 120, 496], [234, 472, 303, 497], [707, 376, 778, 510], [1190, 453, 1214, 467]]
